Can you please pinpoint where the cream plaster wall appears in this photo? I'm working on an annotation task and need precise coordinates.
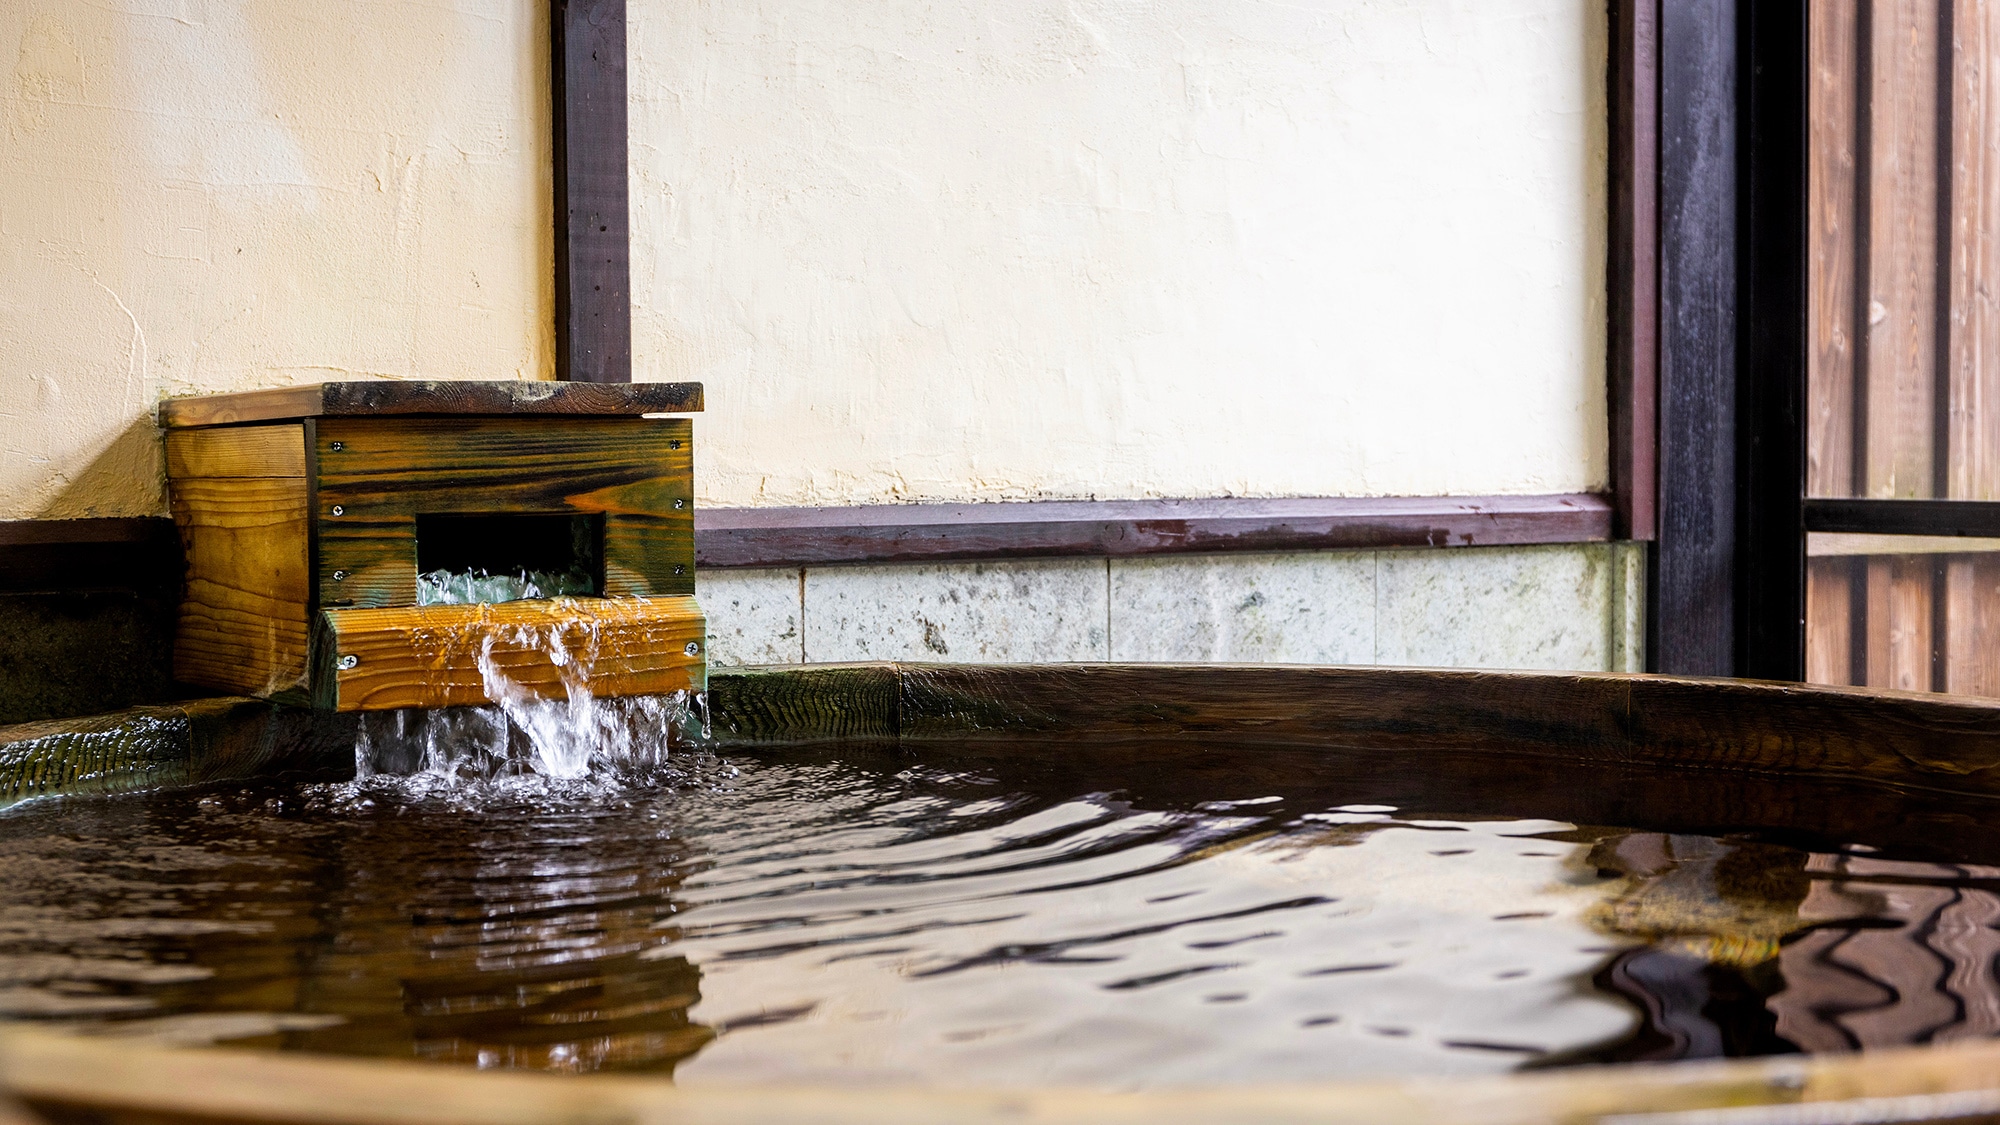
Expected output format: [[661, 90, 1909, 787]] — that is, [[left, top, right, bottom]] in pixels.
[[631, 0, 1609, 509], [0, 1, 552, 519]]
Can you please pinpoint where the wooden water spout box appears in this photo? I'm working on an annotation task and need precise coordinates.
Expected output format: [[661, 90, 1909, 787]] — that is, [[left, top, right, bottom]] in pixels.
[[159, 381, 706, 712]]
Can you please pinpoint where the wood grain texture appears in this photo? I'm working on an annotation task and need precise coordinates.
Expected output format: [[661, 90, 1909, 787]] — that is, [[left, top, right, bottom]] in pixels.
[[158, 381, 701, 428], [1806, 555, 1856, 685], [1951, 0, 2000, 501], [1811, 0, 1860, 498], [1866, 554, 1935, 691], [10, 1020, 2000, 1125], [167, 476, 310, 697], [314, 596, 704, 711], [1866, 0, 1941, 499], [1655, 0, 1740, 675], [165, 424, 306, 479], [314, 417, 692, 608], [704, 663, 2000, 803], [695, 494, 1611, 569], [553, 0, 631, 384]]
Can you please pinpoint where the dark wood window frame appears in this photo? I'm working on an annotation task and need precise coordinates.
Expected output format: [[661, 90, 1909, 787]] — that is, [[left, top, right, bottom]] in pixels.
[[1657, 0, 2000, 684], [1640, 0, 1811, 680]]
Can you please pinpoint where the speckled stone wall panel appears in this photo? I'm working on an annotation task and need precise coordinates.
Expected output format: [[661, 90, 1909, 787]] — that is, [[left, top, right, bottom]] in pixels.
[[0, 592, 178, 725], [698, 568, 805, 666], [803, 560, 1110, 663], [1375, 544, 1615, 671], [1108, 551, 1375, 663]]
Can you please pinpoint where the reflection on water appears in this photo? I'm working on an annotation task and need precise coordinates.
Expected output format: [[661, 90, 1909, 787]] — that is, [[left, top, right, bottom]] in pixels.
[[0, 741, 1998, 1085]]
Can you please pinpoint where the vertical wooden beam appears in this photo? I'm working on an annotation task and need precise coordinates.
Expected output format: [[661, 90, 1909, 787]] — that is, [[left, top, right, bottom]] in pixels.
[[553, 0, 631, 384], [1739, 0, 1811, 682], [1653, 0, 1740, 675], [1610, 0, 1660, 543]]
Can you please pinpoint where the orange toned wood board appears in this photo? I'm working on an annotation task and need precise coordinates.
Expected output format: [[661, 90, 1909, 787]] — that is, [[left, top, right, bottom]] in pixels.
[[165, 425, 311, 698], [313, 597, 706, 712]]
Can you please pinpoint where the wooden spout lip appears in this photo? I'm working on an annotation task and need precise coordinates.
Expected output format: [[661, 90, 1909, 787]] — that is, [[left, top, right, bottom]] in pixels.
[[313, 596, 706, 712], [159, 380, 703, 429]]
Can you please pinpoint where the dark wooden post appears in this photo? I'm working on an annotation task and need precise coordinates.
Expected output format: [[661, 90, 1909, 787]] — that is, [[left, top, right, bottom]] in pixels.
[[1652, 0, 1741, 675], [552, 0, 630, 383]]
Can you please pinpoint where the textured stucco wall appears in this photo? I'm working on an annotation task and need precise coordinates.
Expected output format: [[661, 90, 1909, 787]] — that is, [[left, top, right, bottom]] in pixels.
[[3, 0, 1606, 522], [0, 1, 552, 520], [630, 0, 1609, 509]]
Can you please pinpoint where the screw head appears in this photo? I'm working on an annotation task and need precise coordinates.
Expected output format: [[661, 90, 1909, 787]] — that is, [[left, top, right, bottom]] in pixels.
[[332, 570, 348, 582], [330, 505, 344, 517], [329, 441, 343, 451], [673, 498, 685, 510], [669, 440, 682, 450], [673, 564, 685, 575], [337, 654, 359, 670], [683, 641, 700, 657]]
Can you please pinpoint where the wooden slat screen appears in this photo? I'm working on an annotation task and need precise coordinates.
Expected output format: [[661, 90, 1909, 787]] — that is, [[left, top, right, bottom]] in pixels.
[[1808, 0, 2000, 696]]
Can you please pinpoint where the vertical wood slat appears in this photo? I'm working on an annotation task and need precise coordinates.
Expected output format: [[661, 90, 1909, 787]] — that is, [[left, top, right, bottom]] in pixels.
[[1806, 556, 1856, 685], [1950, 0, 2000, 500], [1940, 0, 2000, 696], [1867, 0, 1943, 498], [553, 0, 630, 384], [1866, 555, 1936, 690], [1812, 3, 1862, 500], [1946, 556, 2000, 693]]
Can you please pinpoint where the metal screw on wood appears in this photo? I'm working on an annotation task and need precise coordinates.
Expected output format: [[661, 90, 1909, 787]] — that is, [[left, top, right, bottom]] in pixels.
[[332, 570, 347, 581], [330, 441, 343, 451], [669, 440, 681, 450], [331, 505, 344, 516], [674, 499, 685, 509], [673, 565, 684, 575], [684, 642, 700, 657], [337, 654, 359, 670]]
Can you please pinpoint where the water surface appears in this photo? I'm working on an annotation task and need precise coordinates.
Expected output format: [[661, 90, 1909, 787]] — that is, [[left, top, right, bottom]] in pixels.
[[1, 739, 1997, 1086]]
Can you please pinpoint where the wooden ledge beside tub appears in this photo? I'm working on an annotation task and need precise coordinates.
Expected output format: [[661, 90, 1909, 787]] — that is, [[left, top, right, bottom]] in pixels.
[[159, 381, 706, 712]]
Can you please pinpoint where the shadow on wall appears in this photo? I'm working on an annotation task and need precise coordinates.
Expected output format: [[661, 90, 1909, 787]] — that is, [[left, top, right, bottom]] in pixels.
[[34, 416, 166, 521], [0, 414, 179, 726]]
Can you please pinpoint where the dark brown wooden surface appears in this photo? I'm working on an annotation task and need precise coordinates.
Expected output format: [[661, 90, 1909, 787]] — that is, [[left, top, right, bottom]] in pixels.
[[1609, 0, 1659, 543], [165, 425, 312, 697], [158, 381, 700, 428], [707, 663, 2000, 804], [313, 417, 693, 608], [553, 0, 630, 384], [694, 494, 1612, 569], [0, 518, 179, 595], [1654, 0, 1740, 676], [314, 597, 703, 711]]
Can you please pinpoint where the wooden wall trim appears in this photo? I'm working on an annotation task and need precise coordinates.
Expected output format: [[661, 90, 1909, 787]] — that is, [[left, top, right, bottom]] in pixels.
[[552, 0, 630, 384], [694, 494, 1613, 569], [0, 518, 180, 595], [1610, 0, 1660, 543]]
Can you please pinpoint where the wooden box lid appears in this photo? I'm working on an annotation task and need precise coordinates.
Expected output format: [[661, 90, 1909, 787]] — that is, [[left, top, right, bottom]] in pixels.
[[159, 380, 703, 429]]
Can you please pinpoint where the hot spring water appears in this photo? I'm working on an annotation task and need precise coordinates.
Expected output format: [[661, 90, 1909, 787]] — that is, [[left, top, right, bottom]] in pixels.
[[2, 655, 1998, 1085]]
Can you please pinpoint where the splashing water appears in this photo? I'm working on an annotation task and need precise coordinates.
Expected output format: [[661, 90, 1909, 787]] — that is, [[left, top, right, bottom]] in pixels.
[[356, 597, 705, 786], [416, 568, 594, 606]]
